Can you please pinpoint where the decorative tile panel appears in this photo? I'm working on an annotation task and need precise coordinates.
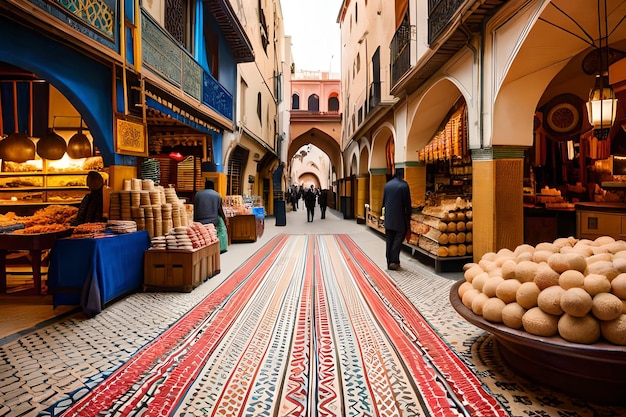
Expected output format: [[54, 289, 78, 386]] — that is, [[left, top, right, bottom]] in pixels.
[[182, 54, 202, 101], [142, 14, 182, 86], [202, 72, 233, 120]]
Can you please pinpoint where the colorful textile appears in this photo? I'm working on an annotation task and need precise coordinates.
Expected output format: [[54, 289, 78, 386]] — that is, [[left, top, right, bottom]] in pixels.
[[60, 234, 506, 416]]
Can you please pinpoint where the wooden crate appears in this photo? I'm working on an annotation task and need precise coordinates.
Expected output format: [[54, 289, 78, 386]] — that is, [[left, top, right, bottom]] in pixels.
[[144, 241, 220, 292]]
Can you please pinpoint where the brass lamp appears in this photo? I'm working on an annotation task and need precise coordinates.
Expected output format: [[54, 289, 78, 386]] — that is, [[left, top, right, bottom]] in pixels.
[[587, 72, 618, 140], [0, 132, 36, 163], [67, 129, 92, 159], [586, 0, 618, 140], [37, 128, 67, 160]]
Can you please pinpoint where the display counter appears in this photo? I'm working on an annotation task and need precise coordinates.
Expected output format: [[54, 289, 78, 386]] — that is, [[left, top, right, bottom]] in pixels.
[[47, 231, 150, 316], [229, 213, 264, 243], [0, 229, 72, 294], [575, 202, 626, 240], [523, 205, 576, 246]]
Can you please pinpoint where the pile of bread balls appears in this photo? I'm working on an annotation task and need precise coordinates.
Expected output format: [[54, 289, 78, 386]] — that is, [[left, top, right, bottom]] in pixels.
[[457, 236, 626, 345]]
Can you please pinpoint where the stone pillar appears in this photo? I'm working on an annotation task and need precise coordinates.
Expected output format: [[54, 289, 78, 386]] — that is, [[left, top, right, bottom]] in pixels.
[[369, 169, 388, 215], [404, 162, 427, 206], [108, 165, 137, 191], [471, 147, 525, 260]]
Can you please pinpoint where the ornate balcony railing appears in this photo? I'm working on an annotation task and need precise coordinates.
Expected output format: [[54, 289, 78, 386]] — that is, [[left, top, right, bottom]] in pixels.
[[390, 22, 412, 88], [141, 10, 232, 120], [428, 0, 464, 45]]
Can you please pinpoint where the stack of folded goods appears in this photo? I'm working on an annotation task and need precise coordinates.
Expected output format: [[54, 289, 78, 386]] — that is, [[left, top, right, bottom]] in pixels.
[[164, 226, 193, 250], [149, 223, 220, 250], [149, 235, 167, 250], [72, 222, 107, 238], [201, 223, 219, 244], [106, 220, 137, 234]]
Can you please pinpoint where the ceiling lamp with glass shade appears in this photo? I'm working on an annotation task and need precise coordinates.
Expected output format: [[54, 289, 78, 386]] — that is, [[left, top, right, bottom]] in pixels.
[[0, 132, 36, 163], [36, 128, 67, 160], [585, 0, 620, 140], [67, 129, 92, 159]]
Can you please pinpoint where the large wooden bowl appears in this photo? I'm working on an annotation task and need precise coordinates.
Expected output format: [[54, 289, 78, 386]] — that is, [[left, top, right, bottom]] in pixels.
[[450, 280, 626, 406]]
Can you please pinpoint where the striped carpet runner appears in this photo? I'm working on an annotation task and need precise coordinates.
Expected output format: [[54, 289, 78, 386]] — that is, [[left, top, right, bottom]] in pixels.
[[60, 234, 506, 416]]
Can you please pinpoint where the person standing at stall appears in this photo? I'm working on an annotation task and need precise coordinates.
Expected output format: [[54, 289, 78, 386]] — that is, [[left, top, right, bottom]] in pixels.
[[382, 170, 412, 270], [194, 179, 228, 252]]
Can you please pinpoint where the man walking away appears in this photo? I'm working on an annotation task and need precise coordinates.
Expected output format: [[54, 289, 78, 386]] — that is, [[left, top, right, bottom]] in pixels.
[[318, 189, 328, 219], [381, 170, 412, 270], [304, 185, 317, 222]]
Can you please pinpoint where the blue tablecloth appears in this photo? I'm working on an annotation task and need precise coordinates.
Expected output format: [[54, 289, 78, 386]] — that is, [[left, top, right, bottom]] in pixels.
[[47, 231, 150, 316]]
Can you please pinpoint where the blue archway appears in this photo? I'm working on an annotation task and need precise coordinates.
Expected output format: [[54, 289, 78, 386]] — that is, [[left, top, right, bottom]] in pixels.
[[0, 16, 122, 166]]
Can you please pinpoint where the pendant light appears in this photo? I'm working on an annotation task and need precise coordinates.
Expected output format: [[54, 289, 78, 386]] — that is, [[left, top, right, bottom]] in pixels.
[[0, 132, 36, 163], [586, 0, 618, 140], [37, 128, 67, 160], [67, 128, 92, 159]]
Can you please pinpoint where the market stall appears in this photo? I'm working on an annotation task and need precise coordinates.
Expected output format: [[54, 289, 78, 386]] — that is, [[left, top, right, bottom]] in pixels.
[[47, 230, 150, 316], [223, 195, 264, 243]]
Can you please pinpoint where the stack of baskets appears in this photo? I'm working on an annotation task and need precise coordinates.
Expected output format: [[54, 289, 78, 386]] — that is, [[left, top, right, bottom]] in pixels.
[[109, 179, 188, 238]]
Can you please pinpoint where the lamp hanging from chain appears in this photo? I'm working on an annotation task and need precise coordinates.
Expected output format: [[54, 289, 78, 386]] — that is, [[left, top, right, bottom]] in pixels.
[[67, 118, 92, 159], [37, 128, 67, 160], [586, 0, 618, 140], [0, 132, 36, 163]]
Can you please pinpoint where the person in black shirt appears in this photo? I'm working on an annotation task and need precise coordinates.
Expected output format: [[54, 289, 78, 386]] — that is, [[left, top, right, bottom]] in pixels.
[[304, 185, 317, 222]]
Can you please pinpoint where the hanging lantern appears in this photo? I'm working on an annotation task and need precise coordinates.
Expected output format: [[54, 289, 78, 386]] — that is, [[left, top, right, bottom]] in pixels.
[[0, 132, 36, 163], [67, 130, 92, 159], [587, 74, 618, 140], [37, 129, 67, 160]]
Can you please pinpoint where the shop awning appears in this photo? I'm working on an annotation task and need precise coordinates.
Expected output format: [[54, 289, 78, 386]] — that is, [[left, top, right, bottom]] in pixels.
[[144, 90, 222, 135]]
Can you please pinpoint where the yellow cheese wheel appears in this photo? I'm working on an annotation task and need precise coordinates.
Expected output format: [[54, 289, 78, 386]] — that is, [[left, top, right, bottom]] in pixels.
[[516, 281, 541, 309], [482, 297, 506, 323], [537, 285, 566, 315], [558, 314, 601, 344], [601, 314, 626, 345], [560, 287, 592, 317], [502, 302, 526, 329], [522, 307, 559, 337], [592, 293, 623, 321]]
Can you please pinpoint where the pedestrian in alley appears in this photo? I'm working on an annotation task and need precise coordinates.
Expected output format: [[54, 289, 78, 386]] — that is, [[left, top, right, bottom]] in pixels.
[[318, 188, 328, 219], [382, 170, 412, 270], [194, 179, 228, 253], [304, 185, 317, 222]]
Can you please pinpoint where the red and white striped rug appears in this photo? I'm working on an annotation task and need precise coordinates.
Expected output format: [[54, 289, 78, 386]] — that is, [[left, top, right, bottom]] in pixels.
[[60, 234, 506, 416]]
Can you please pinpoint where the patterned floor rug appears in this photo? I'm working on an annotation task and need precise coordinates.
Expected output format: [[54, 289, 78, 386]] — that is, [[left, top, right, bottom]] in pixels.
[[55, 234, 506, 416]]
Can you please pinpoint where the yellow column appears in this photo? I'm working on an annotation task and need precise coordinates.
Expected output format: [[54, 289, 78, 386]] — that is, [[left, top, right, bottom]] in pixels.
[[108, 165, 137, 191], [471, 147, 525, 260], [356, 175, 369, 223], [404, 163, 426, 207], [369, 169, 387, 216]]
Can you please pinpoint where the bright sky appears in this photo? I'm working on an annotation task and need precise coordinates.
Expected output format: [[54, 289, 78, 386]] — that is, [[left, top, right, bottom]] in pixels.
[[281, 0, 342, 74]]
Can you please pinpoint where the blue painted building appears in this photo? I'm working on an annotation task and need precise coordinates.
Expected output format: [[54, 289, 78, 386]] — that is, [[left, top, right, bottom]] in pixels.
[[0, 0, 253, 201]]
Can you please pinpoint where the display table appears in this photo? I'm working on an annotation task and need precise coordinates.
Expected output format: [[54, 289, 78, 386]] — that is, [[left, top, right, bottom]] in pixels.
[[229, 214, 259, 242], [144, 241, 220, 292], [450, 280, 626, 405], [575, 202, 626, 240], [47, 231, 150, 316], [0, 229, 72, 295]]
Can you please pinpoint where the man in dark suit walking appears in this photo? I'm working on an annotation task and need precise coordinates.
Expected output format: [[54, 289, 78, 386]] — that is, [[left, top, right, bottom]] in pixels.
[[382, 170, 412, 270]]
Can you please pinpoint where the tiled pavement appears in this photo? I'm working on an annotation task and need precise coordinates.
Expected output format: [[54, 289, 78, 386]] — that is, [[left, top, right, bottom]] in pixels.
[[0, 206, 462, 416]]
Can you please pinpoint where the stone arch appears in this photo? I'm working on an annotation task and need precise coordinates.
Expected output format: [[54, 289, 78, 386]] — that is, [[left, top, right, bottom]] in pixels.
[[288, 127, 341, 176], [371, 123, 395, 171], [0, 18, 115, 163], [491, 1, 626, 147], [359, 141, 370, 175], [407, 78, 466, 155], [350, 153, 358, 175]]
